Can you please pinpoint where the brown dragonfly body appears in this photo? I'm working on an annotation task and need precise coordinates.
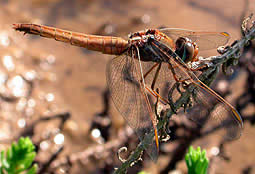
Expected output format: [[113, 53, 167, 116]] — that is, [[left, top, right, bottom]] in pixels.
[[13, 23, 243, 162], [13, 24, 128, 55]]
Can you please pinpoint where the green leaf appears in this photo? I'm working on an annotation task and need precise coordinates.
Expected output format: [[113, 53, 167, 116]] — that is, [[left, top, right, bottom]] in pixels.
[[138, 171, 149, 174], [26, 164, 38, 174], [185, 146, 209, 174], [0, 137, 37, 174]]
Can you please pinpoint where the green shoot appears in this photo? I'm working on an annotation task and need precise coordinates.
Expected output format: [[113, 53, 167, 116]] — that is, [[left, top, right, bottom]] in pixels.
[[185, 146, 209, 174], [138, 171, 149, 174], [0, 137, 37, 174]]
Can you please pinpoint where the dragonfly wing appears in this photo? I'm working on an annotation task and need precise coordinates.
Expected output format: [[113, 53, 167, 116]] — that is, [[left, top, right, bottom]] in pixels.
[[159, 28, 230, 50], [186, 82, 243, 140], [106, 51, 158, 161], [150, 39, 243, 140]]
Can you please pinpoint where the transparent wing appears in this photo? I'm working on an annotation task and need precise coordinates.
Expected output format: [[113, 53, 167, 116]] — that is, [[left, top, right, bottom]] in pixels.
[[106, 51, 159, 161], [159, 28, 230, 51], [150, 39, 243, 140], [187, 83, 243, 140]]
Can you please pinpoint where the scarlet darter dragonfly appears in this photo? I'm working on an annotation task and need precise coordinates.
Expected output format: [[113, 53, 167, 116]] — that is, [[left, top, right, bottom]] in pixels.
[[13, 24, 243, 161]]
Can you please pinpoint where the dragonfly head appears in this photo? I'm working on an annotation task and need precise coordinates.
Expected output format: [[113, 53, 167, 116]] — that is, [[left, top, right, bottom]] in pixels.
[[175, 37, 199, 63]]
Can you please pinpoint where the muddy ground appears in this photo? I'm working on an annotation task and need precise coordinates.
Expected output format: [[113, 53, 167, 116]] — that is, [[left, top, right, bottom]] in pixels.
[[0, 0, 254, 173]]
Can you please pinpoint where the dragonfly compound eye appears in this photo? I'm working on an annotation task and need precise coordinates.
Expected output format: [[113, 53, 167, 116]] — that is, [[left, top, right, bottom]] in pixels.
[[175, 37, 194, 62], [183, 42, 194, 62]]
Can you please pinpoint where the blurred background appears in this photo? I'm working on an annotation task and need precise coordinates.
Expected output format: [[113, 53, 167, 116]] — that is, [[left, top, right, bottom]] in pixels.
[[0, 0, 254, 173]]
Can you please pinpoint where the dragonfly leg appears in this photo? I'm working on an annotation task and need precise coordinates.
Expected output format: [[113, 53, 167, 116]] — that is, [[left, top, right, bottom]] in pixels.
[[142, 62, 163, 90], [143, 62, 160, 81], [151, 63, 162, 90], [167, 63, 192, 83], [142, 62, 169, 105], [190, 64, 208, 71], [145, 86, 169, 105]]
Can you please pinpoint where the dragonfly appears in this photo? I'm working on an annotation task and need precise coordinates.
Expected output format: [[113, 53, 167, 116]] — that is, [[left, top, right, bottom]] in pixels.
[[13, 24, 243, 161]]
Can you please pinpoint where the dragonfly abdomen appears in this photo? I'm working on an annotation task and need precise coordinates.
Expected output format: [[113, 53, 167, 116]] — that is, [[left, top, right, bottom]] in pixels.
[[13, 23, 128, 55]]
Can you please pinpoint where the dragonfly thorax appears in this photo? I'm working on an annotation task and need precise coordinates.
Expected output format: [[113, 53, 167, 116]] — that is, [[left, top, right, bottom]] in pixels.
[[127, 30, 163, 62], [129, 30, 156, 45]]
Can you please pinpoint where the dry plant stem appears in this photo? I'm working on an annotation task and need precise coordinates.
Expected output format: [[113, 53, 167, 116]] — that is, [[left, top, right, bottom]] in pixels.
[[212, 24, 255, 65], [114, 23, 255, 174]]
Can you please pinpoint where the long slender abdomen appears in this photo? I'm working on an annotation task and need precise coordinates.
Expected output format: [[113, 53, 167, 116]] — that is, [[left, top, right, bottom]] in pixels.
[[13, 23, 129, 55]]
